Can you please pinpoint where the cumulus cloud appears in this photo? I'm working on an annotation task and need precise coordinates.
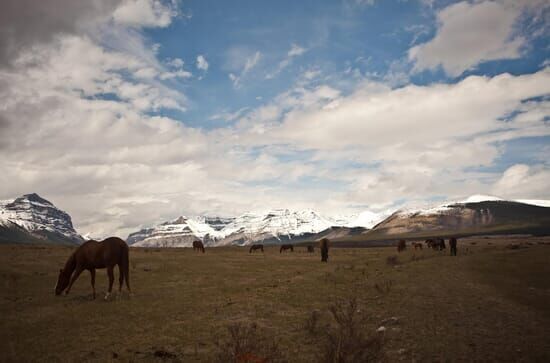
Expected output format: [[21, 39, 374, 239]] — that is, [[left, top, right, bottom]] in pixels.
[[0, 0, 123, 66], [112, 0, 177, 28], [493, 164, 550, 199], [196, 55, 209, 71], [409, 1, 526, 76]]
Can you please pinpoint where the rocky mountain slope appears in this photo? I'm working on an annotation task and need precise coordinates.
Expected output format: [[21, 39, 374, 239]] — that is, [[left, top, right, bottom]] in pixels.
[[363, 197, 550, 240], [0, 193, 83, 244]]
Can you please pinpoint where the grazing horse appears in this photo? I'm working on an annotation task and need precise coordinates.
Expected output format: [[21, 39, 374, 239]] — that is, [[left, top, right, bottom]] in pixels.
[[307, 245, 315, 253], [397, 239, 406, 252], [193, 240, 205, 253], [449, 237, 458, 256], [249, 244, 264, 253], [436, 238, 446, 251], [319, 238, 329, 262], [413, 242, 423, 250], [55, 237, 130, 299], [280, 244, 294, 253]]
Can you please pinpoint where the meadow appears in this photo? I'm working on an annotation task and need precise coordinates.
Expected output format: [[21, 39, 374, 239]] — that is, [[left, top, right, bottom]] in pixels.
[[1, 236, 549, 362]]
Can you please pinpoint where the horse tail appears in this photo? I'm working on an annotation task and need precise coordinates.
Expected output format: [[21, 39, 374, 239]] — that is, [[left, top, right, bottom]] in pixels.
[[121, 243, 131, 292]]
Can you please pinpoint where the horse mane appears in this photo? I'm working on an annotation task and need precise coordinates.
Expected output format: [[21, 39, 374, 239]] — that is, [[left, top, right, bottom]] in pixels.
[[63, 251, 77, 275]]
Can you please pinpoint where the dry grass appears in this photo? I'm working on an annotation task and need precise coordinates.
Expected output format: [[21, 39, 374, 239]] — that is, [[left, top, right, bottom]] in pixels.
[[0, 236, 549, 362]]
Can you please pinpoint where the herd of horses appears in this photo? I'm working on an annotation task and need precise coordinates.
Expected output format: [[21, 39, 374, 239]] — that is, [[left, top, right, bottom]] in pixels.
[[397, 237, 458, 255], [55, 235, 458, 300]]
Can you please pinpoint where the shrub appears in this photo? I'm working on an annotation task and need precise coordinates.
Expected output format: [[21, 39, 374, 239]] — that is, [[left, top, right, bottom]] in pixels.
[[374, 279, 393, 295], [213, 322, 286, 363], [386, 255, 399, 266], [318, 298, 383, 363], [304, 309, 322, 336]]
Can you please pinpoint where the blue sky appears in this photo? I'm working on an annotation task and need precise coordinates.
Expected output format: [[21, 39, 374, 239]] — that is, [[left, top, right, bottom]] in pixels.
[[0, 0, 549, 235], [143, 0, 549, 127]]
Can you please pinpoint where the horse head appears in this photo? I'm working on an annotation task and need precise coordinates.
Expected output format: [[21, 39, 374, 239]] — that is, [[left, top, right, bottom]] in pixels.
[[55, 268, 70, 295]]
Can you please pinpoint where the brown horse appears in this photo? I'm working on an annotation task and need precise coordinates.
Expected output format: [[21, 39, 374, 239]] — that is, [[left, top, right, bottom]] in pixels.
[[413, 242, 423, 250], [193, 240, 205, 253], [307, 245, 315, 253], [319, 238, 329, 262], [55, 237, 130, 299], [280, 244, 294, 253], [249, 244, 264, 253], [397, 239, 406, 252]]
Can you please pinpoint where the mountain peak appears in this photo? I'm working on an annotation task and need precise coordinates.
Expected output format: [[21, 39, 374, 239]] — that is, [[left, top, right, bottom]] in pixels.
[[11, 193, 54, 206], [1, 193, 82, 244]]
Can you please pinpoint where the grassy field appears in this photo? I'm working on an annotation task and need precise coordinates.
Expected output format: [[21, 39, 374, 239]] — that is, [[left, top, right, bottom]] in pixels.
[[1, 236, 549, 362]]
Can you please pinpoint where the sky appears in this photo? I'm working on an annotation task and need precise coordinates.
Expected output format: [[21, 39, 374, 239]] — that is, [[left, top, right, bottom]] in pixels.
[[0, 0, 549, 237]]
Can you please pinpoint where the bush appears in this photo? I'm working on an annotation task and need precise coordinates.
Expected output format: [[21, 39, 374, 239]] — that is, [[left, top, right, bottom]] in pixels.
[[318, 298, 383, 363], [304, 309, 322, 336], [374, 279, 393, 295], [386, 255, 399, 266], [213, 322, 286, 363]]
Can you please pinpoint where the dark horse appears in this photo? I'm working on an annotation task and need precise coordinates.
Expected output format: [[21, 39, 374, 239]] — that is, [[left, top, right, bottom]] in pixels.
[[397, 239, 406, 252], [193, 240, 205, 253], [249, 244, 264, 253], [449, 237, 458, 256], [55, 237, 130, 299], [280, 244, 294, 253], [320, 238, 329, 262], [307, 245, 315, 253]]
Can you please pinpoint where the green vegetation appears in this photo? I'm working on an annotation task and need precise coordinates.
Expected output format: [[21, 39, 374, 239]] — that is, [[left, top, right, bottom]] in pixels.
[[0, 237, 549, 362]]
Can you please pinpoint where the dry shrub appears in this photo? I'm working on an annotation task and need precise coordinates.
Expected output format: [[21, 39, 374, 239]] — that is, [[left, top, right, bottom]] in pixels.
[[386, 255, 399, 266], [374, 279, 393, 295], [304, 309, 322, 336], [318, 298, 383, 363], [213, 322, 286, 363]]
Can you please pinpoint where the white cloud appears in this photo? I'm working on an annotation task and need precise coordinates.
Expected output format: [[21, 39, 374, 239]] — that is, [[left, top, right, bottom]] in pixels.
[[409, 1, 525, 76], [493, 164, 550, 199], [196, 55, 209, 71], [112, 0, 177, 28], [243, 51, 261, 74], [288, 43, 306, 57], [166, 57, 184, 68], [227, 50, 262, 88], [266, 43, 308, 79]]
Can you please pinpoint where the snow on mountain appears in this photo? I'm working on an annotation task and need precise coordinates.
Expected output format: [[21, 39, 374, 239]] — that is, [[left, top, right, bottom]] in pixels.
[[128, 215, 234, 247], [459, 194, 503, 203], [515, 199, 550, 208], [0, 193, 83, 244], [129, 209, 338, 247], [216, 209, 335, 246], [330, 210, 391, 229]]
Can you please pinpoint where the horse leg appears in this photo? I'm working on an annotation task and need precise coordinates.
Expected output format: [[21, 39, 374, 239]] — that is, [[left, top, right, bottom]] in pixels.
[[90, 268, 96, 299], [65, 266, 84, 295], [119, 264, 124, 293], [105, 266, 114, 300]]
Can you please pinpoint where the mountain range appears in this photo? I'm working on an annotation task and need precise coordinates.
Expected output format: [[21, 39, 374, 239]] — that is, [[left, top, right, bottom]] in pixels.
[[1, 193, 549, 246]]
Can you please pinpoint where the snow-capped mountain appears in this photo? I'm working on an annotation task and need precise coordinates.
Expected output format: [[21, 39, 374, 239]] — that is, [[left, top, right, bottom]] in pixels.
[[128, 215, 234, 247], [128, 209, 340, 247], [216, 209, 336, 246], [0, 193, 83, 244]]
